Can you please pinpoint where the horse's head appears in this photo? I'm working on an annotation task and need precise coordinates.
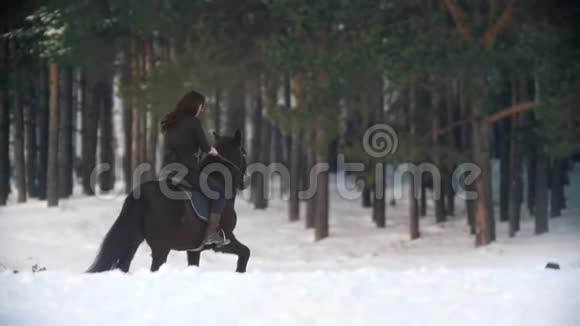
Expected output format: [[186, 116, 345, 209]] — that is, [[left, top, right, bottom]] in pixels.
[[205, 129, 248, 193]]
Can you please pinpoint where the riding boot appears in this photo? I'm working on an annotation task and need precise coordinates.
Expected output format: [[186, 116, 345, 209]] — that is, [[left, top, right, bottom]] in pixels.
[[202, 213, 230, 247]]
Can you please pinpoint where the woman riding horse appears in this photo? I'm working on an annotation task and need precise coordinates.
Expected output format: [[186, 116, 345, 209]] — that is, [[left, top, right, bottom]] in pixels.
[[86, 96, 248, 273], [160, 90, 229, 248]]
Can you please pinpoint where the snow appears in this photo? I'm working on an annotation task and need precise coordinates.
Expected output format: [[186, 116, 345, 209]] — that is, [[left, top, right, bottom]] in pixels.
[[1, 165, 579, 325], [1, 268, 578, 326]]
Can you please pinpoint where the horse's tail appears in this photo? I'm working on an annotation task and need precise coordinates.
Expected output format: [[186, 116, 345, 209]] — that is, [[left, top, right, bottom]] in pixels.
[[86, 190, 145, 273]]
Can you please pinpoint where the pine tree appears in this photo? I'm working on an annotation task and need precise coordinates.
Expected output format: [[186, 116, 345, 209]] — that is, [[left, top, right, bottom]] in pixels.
[[13, 73, 27, 203], [81, 75, 100, 195], [58, 66, 73, 198], [250, 77, 264, 208], [25, 67, 38, 199], [314, 129, 329, 241], [99, 79, 115, 192], [288, 75, 302, 221], [534, 150, 549, 234], [36, 64, 49, 200], [46, 63, 59, 207], [0, 84, 8, 206], [409, 76, 420, 240]]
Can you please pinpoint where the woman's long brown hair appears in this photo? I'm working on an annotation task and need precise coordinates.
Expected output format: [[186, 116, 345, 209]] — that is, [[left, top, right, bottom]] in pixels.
[[160, 90, 206, 132]]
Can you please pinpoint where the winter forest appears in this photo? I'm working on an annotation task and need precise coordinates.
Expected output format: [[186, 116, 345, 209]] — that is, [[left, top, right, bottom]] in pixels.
[[1, 1, 580, 325]]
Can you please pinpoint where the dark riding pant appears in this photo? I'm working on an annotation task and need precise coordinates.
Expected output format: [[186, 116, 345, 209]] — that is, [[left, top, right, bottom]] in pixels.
[[184, 171, 225, 216]]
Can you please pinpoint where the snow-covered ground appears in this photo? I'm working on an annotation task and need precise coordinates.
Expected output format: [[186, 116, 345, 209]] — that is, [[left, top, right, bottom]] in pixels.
[[1, 165, 579, 325], [2, 268, 578, 326]]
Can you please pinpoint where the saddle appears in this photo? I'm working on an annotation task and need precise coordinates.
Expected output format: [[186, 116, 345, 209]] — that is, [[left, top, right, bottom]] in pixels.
[[165, 177, 229, 251], [166, 178, 210, 222]]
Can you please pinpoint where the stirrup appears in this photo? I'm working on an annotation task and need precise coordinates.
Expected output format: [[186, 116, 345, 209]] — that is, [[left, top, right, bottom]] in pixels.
[[215, 230, 231, 248], [189, 230, 229, 251], [207, 230, 231, 248]]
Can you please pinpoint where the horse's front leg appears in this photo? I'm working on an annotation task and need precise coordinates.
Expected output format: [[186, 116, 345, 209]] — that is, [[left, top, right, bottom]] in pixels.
[[187, 251, 201, 267], [214, 233, 250, 273]]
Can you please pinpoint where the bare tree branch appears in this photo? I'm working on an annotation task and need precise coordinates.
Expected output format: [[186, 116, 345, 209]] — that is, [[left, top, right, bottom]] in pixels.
[[442, 0, 474, 42], [487, 100, 536, 124], [431, 101, 537, 137], [481, 0, 518, 47]]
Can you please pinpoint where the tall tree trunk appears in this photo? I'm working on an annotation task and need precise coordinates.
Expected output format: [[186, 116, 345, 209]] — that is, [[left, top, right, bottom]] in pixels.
[[431, 87, 445, 223], [250, 78, 264, 207], [255, 76, 275, 209], [314, 130, 329, 241], [81, 77, 100, 195], [47, 64, 60, 207], [550, 159, 564, 217], [445, 86, 456, 216], [255, 112, 270, 206], [131, 103, 141, 187], [212, 91, 222, 134], [534, 151, 549, 234], [445, 173, 455, 216], [518, 76, 540, 219], [69, 69, 78, 195], [409, 179, 420, 239], [515, 77, 535, 218], [288, 128, 302, 221], [305, 145, 316, 229], [373, 178, 386, 228], [0, 35, 8, 205], [36, 64, 49, 200], [137, 42, 147, 173], [139, 109, 147, 178], [66, 67, 75, 195], [284, 74, 293, 168], [372, 81, 386, 228], [362, 185, 372, 208], [272, 122, 284, 164], [526, 146, 537, 215], [143, 38, 155, 181], [147, 112, 158, 176], [459, 82, 476, 234], [420, 181, 427, 216], [463, 95, 474, 235], [271, 80, 283, 164], [25, 73, 38, 199], [122, 106, 132, 191], [13, 77, 27, 203], [58, 66, 73, 198], [561, 160, 569, 209], [472, 91, 493, 246], [99, 79, 115, 191], [409, 76, 419, 240], [289, 72, 303, 221], [466, 182, 476, 234], [486, 150, 496, 241], [508, 78, 523, 237], [130, 40, 143, 187], [0, 82, 8, 205], [227, 81, 246, 141], [499, 119, 511, 222]]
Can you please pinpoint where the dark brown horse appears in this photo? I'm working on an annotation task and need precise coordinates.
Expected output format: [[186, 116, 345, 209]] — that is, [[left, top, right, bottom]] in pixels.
[[87, 131, 250, 273]]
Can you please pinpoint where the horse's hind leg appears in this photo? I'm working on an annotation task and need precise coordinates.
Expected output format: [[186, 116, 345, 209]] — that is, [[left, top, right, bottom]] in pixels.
[[150, 248, 170, 272], [187, 251, 201, 267], [117, 243, 141, 273], [214, 234, 250, 273]]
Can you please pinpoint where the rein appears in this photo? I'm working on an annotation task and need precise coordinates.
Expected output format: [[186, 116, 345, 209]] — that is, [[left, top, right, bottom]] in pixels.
[[217, 154, 242, 173], [200, 153, 242, 174]]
